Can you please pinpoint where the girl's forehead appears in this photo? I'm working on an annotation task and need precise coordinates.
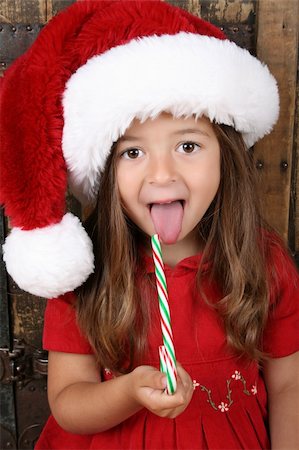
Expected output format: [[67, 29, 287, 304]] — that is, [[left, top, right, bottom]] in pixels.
[[122, 113, 214, 137]]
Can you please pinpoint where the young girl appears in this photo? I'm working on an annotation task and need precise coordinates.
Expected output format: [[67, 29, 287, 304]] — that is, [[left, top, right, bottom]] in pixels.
[[1, 1, 298, 449]]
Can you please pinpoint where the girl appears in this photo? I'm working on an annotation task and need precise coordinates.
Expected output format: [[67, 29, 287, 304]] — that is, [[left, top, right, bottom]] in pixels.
[[0, 1, 298, 449]]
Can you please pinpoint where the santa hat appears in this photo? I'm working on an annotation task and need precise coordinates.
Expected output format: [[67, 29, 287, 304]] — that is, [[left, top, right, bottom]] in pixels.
[[0, 0, 279, 299]]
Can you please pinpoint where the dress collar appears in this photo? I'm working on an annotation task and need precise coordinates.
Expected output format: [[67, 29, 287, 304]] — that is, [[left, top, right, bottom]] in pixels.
[[141, 249, 210, 275]]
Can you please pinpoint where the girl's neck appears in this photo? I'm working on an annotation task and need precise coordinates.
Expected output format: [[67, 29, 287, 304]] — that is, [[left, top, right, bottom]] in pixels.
[[147, 229, 203, 267]]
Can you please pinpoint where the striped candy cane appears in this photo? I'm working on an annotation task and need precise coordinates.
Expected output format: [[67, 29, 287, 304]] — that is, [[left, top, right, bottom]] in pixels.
[[151, 234, 177, 394], [159, 345, 177, 395]]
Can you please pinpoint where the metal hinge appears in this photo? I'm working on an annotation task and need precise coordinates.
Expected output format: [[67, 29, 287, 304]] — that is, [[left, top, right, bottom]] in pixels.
[[0, 339, 48, 386]]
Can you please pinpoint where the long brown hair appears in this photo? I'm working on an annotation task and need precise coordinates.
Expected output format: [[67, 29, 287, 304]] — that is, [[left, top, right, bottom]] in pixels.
[[76, 147, 150, 373], [199, 124, 272, 361], [77, 123, 275, 372]]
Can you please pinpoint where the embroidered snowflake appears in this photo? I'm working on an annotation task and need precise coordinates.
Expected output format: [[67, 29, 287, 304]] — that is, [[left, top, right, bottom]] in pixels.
[[251, 385, 257, 395], [218, 402, 229, 412], [231, 370, 241, 380], [193, 379, 200, 390]]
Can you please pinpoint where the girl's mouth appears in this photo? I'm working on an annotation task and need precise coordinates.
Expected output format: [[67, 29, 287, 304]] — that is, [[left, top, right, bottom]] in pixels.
[[149, 200, 185, 244], [148, 199, 185, 210]]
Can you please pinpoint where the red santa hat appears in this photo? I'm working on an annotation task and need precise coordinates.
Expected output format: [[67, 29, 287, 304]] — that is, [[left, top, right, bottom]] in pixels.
[[0, 0, 279, 298]]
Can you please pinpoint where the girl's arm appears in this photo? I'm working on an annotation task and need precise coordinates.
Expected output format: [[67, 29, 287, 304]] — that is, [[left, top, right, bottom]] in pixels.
[[47, 351, 193, 434], [263, 351, 299, 449]]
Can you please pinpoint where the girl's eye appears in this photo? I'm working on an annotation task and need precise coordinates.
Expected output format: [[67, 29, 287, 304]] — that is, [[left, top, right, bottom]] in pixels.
[[121, 148, 144, 159], [177, 142, 201, 154]]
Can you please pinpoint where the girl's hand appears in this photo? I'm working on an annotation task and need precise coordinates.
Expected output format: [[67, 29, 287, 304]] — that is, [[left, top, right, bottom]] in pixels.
[[130, 363, 194, 418]]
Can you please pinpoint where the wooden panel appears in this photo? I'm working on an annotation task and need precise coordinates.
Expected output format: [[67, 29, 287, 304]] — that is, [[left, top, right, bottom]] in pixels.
[[0, 0, 47, 22], [200, 0, 255, 23], [0, 23, 44, 71], [295, 65, 299, 261], [44, 0, 74, 19], [170, 0, 200, 14], [0, 0, 47, 76], [200, 0, 256, 52], [254, 0, 299, 243], [289, 54, 298, 263], [0, 1, 74, 74]]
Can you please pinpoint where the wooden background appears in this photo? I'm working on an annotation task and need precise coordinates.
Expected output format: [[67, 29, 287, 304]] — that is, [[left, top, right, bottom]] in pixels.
[[0, 1, 298, 449]]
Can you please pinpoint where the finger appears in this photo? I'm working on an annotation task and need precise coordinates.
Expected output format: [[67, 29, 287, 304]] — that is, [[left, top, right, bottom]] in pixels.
[[177, 363, 190, 378], [176, 364, 193, 390], [136, 366, 167, 391]]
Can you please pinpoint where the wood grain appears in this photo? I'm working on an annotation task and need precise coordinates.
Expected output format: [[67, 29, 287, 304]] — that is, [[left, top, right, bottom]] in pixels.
[[254, 0, 299, 242], [295, 65, 299, 255], [0, 0, 47, 23], [200, 0, 255, 23]]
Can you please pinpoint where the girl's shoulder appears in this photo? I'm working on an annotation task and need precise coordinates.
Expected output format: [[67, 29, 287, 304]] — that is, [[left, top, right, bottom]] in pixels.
[[43, 291, 93, 354], [261, 228, 298, 303], [261, 228, 296, 269], [261, 231, 299, 357]]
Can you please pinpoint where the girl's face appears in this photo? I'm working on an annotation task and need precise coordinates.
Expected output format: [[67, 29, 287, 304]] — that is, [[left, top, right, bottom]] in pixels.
[[115, 113, 220, 252]]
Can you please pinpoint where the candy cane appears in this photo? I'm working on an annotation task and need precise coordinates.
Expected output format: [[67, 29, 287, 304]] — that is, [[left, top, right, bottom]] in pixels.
[[151, 234, 177, 394]]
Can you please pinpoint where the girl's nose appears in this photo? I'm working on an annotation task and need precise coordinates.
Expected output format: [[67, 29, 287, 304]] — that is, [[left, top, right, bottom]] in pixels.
[[147, 153, 177, 185]]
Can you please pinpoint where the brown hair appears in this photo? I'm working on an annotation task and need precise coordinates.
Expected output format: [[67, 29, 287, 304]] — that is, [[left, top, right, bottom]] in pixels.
[[76, 148, 150, 373], [76, 124, 275, 372], [199, 124, 272, 361]]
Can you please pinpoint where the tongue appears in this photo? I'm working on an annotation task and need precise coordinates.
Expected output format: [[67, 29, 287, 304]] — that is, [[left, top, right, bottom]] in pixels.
[[150, 201, 184, 244]]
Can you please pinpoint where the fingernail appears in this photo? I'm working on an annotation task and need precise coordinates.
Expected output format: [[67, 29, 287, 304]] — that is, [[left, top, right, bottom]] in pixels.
[[161, 376, 167, 388]]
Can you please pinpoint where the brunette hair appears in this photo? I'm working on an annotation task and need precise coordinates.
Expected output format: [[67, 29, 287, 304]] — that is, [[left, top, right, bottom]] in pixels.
[[76, 147, 149, 373], [76, 123, 275, 372], [199, 124, 272, 361]]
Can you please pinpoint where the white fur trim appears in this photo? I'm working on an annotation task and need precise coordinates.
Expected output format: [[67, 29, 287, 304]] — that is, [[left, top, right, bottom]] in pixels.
[[3, 213, 94, 298], [62, 32, 279, 201]]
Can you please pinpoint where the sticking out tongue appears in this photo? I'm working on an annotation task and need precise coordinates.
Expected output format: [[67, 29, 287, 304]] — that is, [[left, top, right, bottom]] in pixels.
[[150, 201, 184, 244]]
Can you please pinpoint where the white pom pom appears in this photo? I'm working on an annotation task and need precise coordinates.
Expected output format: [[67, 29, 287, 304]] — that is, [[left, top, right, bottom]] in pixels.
[[3, 213, 94, 298]]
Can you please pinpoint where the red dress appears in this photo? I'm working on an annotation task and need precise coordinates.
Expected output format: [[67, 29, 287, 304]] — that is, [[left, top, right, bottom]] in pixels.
[[36, 241, 299, 449]]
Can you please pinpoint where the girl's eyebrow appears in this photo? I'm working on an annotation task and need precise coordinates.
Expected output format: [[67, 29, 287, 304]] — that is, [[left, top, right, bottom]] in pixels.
[[117, 135, 140, 144], [172, 128, 211, 137], [118, 128, 210, 144]]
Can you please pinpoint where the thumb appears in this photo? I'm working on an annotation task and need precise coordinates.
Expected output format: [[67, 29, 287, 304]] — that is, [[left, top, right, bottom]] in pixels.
[[143, 367, 167, 390]]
